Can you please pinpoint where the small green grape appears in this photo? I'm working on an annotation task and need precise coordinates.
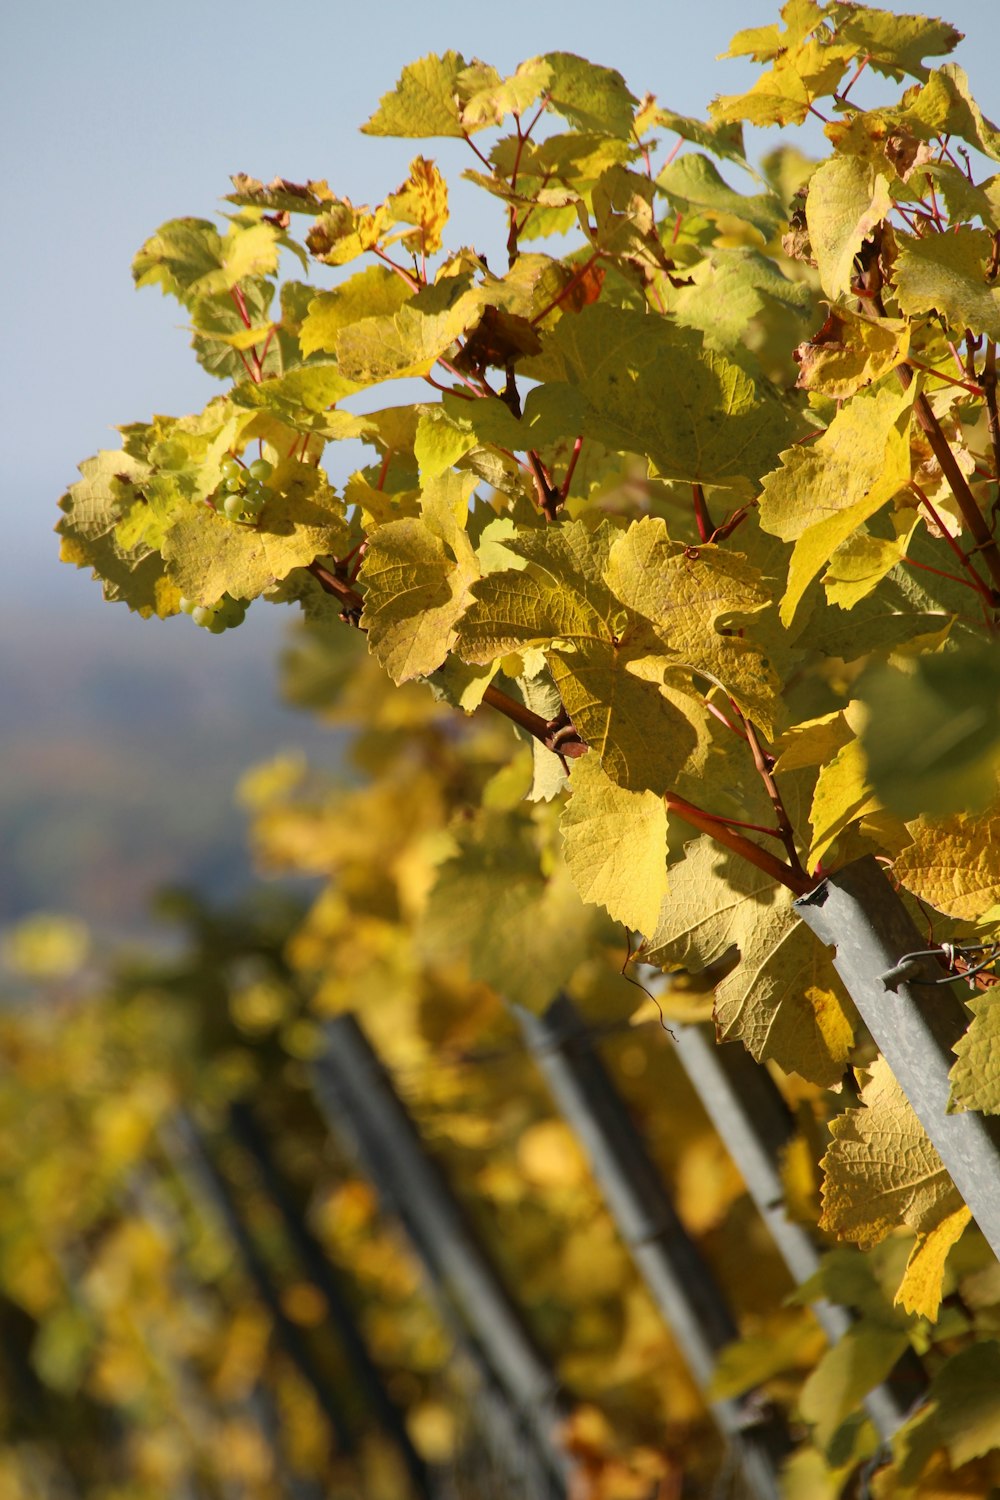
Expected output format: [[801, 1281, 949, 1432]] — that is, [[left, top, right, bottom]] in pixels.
[[248, 458, 274, 481], [191, 605, 217, 628], [224, 475, 244, 493], [178, 597, 198, 615], [223, 494, 245, 520], [221, 456, 241, 480], [242, 494, 264, 519]]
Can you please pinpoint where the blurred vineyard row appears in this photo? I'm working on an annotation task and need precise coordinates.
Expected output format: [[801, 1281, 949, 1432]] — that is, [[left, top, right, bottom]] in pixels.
[[4, 625, 1000, 1499]]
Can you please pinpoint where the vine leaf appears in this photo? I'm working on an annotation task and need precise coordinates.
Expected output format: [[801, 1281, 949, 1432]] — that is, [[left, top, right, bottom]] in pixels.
[[359, 471, 480, 685], [640, 837, 856, 1087], [532, 304, 799, 495], [949, 993, 1000, 1114], [560, 755, 668, 936], [893, 805, 1000, 921], [758, 380, 913, 626], [894, 227, 1000, 342], [821, 1057, 967, 1318], [162, 462, 348, 606], [805, 152, 893, 300], [455, 520, 700, 795]]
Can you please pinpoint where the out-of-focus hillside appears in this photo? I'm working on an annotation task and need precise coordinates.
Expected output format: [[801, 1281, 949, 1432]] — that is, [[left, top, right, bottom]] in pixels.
[[0, 600, 338, 942]]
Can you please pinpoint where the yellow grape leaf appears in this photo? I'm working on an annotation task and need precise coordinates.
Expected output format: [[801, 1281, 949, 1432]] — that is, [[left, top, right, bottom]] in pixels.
[[299, 265, 414, 358], [459, 58, 551, 129], [823, 519, 916, 610], [773, 710, 853, 773], [759, 380, 912, 626], [385, 157, 449, 255], [821, 1057, 964, 1251], [162, 461, 348, 605], [560, 755, 668, 936], [455, 521, 699, 795], [949, 993, 1000, 1114], [414, 409, 478, 481], [305, 199, 387, 267], [808, 734, 881, 870], [896, 1204, 971, 1321], [712, 30, 854, 129], [806, 153, 893, 300], [894, 806, 1000, 920], [605, 516, 784, 737], [641, 837, 856, 1087], [795, 307, 910, 400], [335, 274, 484, 385], [362, 52, 470, 139], [358, 515, 479, 685]]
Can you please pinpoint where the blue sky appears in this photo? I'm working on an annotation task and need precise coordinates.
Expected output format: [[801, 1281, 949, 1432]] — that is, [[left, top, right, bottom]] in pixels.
[[4, 0, 996, 612]]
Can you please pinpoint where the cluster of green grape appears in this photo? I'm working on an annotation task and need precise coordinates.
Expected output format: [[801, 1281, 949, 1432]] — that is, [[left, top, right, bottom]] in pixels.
[[217, 454, 274, 521], [177, 593, 249, 632]]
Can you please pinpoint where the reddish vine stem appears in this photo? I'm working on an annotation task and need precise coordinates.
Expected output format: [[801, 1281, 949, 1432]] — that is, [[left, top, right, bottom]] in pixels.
[[527, 450, 562, 520], [909, 481, 994, 604], [664, 791, 814, 896], [481, 684, 588, 758], [560, 437, 584, 502], [911, 387, 1000, 595], [481, 686, 813, 895], [691, 483, 713, 543], [906, 357, 982, 396], [307, 560, 365, 622], [739, 714, 809, 882], [983, 340, 1000, 525]]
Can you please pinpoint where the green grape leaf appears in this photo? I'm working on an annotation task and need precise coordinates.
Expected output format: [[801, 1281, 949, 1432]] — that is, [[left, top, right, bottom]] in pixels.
[[894, 227, 1000, 342], [132, 217, 224, 303], [419, 810, 600, 1011], [536, 304, 799, 495], [645, 106, 749, 171], [821, 1056, 965, 1250], [162, 461, 348, 605], [560, 755, 668, 936], [455, 520, 699, 794], [641, 837, 856, 1086], [541, 52, 637, 137], [671, 247, 814, 356], [657, 153, 785, 240], [950, 993, 1000, 1115], [923, 1341, 1000, 1466], [898, 64, 1000, 163], [799, 1325, 911, 1458]]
